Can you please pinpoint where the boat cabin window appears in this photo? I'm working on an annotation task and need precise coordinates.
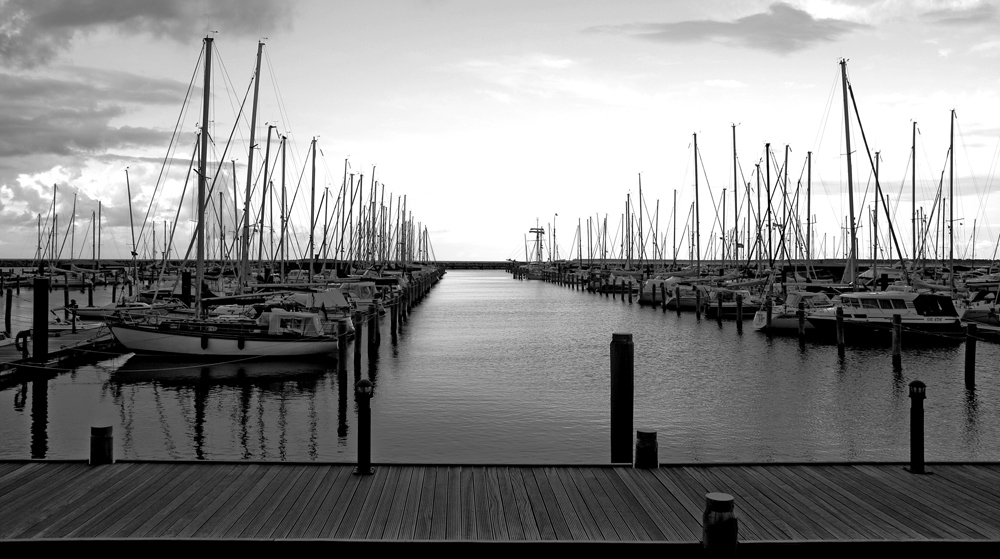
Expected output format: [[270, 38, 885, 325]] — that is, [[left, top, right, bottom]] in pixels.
[[878, 300, 895, 310], [912, 295, 958, 317], [861, 299, 879, 309], [891, 299, 907, 309]]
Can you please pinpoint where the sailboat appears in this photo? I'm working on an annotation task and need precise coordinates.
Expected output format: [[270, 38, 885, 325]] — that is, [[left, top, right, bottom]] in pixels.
[[107, 38, 338, 357]]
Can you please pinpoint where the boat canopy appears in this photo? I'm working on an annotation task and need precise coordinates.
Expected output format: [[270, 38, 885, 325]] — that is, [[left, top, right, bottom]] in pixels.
[[282, 290, 351, 310], [258, 310, 325, 336]]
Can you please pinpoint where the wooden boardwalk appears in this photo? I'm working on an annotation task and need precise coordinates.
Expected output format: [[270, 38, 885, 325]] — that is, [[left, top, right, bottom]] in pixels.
[[0, 461, 997, 548], [0, 328, 114, 376]]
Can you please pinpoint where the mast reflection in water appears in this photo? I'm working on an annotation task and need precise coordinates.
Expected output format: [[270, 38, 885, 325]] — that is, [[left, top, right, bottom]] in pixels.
[[0, 270, 998, 463]]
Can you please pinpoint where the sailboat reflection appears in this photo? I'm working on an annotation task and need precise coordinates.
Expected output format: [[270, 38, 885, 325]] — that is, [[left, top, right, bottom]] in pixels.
[[109, 354, 342, 460]]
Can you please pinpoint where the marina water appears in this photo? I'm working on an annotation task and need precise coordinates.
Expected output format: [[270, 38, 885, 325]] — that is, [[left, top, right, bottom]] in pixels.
[[1, 269, 997, 463]]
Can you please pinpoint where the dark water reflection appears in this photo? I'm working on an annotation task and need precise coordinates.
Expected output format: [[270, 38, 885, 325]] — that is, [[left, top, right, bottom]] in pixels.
[[1, 270, 998, 463]]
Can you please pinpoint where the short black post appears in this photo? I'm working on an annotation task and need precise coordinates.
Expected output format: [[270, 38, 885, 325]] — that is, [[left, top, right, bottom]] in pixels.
[[836, 306, 845, 353], [908, 380, 926, 474], [650, 282, 657, 308], [181, 270, 192, 306], [87, 284, 94, 307], [892, 314, 903, 370], [965, 323, 977, 389], [367, 305, 377, 355], [735, 293, 743, 333], [89, 426, 114, 465], [390, 298, 398, 341], [63, 273, 70, 319], [675, 286, 681, 316], [716, 292, 723, 324], [353, 311, 362, 377], [15, 275, 20, 295], [337, 321, 348, 375], [661, 284, 667, 312], [610, 333, 633, 464], [764, 296, 772, 329], [32, 276, 49, 363], [703, 493, 738, 557], [797, 301, 806, 341], [4, 288, 12, 336], [354, 379, 374, 475], [634, 430, 658, 469], [695, 289, 702, 318], [111, 279, 117, 302], [628, 283, 633, 304]]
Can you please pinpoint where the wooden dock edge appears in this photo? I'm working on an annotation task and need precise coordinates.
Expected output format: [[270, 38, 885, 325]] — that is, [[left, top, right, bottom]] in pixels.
[[0, 538, 997, 554]]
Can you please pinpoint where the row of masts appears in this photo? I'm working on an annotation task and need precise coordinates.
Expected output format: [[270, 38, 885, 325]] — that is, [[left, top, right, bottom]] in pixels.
[[537, 60, 975, 290]]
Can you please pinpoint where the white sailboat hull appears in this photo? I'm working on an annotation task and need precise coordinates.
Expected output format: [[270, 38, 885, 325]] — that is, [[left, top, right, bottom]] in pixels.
[[108, 323, 338, 357]]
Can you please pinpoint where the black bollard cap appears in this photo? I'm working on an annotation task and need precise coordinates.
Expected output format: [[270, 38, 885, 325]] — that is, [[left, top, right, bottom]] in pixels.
[[705, 492, 734, 512], [612, 332, 632, 343], [91, 426, 113, 437], [636, 430, 657, 442], [909, 380, 926, 400], [355, 378, 373, 398]]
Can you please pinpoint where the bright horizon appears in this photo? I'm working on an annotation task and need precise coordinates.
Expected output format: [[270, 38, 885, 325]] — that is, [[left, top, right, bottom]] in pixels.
[[1, 0, 998, 264]]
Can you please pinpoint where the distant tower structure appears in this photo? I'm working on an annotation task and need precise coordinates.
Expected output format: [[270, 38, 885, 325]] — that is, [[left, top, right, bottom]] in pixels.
[[529, 226, 545, 265]]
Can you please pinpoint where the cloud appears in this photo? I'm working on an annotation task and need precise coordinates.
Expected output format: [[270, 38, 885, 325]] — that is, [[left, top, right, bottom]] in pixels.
[[704, 79, 747, 89], [969, 39, 1000, 56], [0, 0, 294, 68], [585, 2, 867, 54], [921, 1, 998, 26]]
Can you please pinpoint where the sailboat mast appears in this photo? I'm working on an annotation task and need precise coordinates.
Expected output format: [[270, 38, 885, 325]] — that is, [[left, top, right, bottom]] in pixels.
[[279, 135, 287, 281], [911, 121, 917, 270], [308, 137, 317, 283], [195, 36, 212, 316], [840, 58, 858, 287], [806, 151, 812, 262], [258, 124, 275, 262], [241, 41, 263, 293], [732, 123, 738, 264], [949, 108, 955, 291], [693, 133, 700, 276]]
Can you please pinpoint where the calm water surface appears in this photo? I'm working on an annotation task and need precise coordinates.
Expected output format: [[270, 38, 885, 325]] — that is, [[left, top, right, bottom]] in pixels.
[[1, 270, 997, 463]]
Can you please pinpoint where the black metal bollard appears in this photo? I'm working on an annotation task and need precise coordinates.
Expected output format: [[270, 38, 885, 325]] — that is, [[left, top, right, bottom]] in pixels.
[[702, 492, 738, 557], [892, 314, 902, 370], [90, 426, 114, 465], [908, 380, 926, 474], [965, 323, 976, 389], [354, 379, 374, 475], [610, 333, 634, 464], [634, 430, 658, 469]]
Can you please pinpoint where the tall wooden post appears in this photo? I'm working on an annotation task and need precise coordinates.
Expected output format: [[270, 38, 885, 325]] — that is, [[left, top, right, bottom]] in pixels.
[[32, 276, 49, 362], [354, 379, 374, 475], [735, 293, 743, 334], [337, 321, 348, 375], [797, 301, 806, 341], [836, 306, 845, 353], [965, 323, 977, 389], [908, 381, 926, 474], [661, 284, 667, 312], [4, 288, 11, 336], [892, 314, 903, 370], [353, 311, 362, 378], [610, 333, 633, 464]]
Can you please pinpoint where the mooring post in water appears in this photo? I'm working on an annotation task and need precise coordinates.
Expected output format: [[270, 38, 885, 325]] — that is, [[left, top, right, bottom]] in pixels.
[[4, 288, 12, 335], [390, 298, 398, 340], [661, 284, 667, 312], [63, 274, 70, 320], [703, 493, 738, 557], [836, 306, 845, 352], [337, 321, 348, 375], [628, 283, 633, 304], [367, 305, 377, 354], [675, 286, 682, 316], [908, 380, 926, 474], [89, 426, 114, 465], [764, 296, 772, 329], [353, 311, 362, 377], [87, 283, 94, 307], [16, 275, 20, 295], [716, 292, 723, 324], [181, 270, 192, 307], [354, 378, 374, 475], [892, 314, 903, 370], [610, 332, 634, 464], [965, 323, 977, 389], [32, 276, 49, 363], [735, 293, 743, 333], [634, 430, 658, 469], [797, 301, 806, 341]]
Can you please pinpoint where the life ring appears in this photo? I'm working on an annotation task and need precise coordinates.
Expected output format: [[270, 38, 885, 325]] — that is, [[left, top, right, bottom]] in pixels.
[[14, 329, 30, 354]]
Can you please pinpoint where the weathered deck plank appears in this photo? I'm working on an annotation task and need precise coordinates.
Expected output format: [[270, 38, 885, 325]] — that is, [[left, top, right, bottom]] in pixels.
[[0, 461, 997, 545]]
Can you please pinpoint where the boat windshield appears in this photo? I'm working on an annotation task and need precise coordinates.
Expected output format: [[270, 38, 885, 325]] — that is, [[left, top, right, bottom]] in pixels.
[[912, 295, 959, 317]]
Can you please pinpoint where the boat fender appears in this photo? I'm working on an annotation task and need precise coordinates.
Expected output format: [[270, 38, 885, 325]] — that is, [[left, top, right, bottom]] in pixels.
[[14, 329, 30, 354], [201, 334, 209, 350], [238, 336, 245, 350]]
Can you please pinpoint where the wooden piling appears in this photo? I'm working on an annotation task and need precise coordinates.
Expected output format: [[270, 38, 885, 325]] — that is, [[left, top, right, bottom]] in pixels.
[[89, 426, 114, 465], [610, 332, 633, 464], [390, 298, 398, 340], [675, 286, 681, 316], [735, 293, 743, 333], [4, 288, 11, 336], [337, 321, 349, 375], [32, 276, 49, 362], [702, 493, 738, 557], [908, 381, 926, 474], [892, 314, 902, 370], [797, 301, 806, 340], [661, 284, 667, 312], [716, 292, 723, 324], [367, 306, 377, 356], [965, 323, 977, 389], [353, 311, 362, 377], [628, 283, 633, 304], [695, 289, 702, 318], [764, 296, 772, 329], [87, 284, 94, 307], [836, 306, 845, 352], [634, 430, 658, 469], [63, 273, 70, 319]]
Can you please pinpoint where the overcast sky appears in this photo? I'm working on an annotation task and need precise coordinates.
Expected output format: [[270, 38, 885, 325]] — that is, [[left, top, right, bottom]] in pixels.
[[1, 0, 998, 263]]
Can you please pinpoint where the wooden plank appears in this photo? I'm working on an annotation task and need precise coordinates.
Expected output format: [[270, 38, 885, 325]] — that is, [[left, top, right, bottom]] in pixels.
[[378, 466, 414, 540], [817, 465, 933, 539], [794, 465, 925, 539], [507, 466, 541, 540], [72, 462, 199, 538], [0, 463, 93, 525], [536, 467, 587, 540], [517, 466, 556, 540], [288, 465, 352, 538], [460, 466, 477, 540], [937, 465, 1000, 502], [495, 466, 526, 540], [130, 464, 236, 538], [743, 465, 842, 540], [551, 467, 601, 540], [174, 464, 267, 537], [616, 468, 699, 541], [855, 465, 997, 539], [648, 467, 706, 525], [731, 466, 824, 539], [579, 467, 634, 540], [265, 466, 331, 539], [411, 467, 436, 540], [331, 466, 385, 538], [472, 466, 493, 540], [446, 466, 462, 539], [359, 466, 401, 539], [306, 466, 362, 538], [484, 467, 509, 540], [774, 466, 882, 540], [23, 463, 161, 539], [428, 466, 448, 540], [236, 465, 310, 538], [0, 462, 73, 506], [158, 464, 247, 538], [565, 466, 618, 540], [526, 467, 574, 540], [603, 469, 668, 540], [588, 467, 649, 541], [201, 464, 287, 538], [597, 468, 662, 540]]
